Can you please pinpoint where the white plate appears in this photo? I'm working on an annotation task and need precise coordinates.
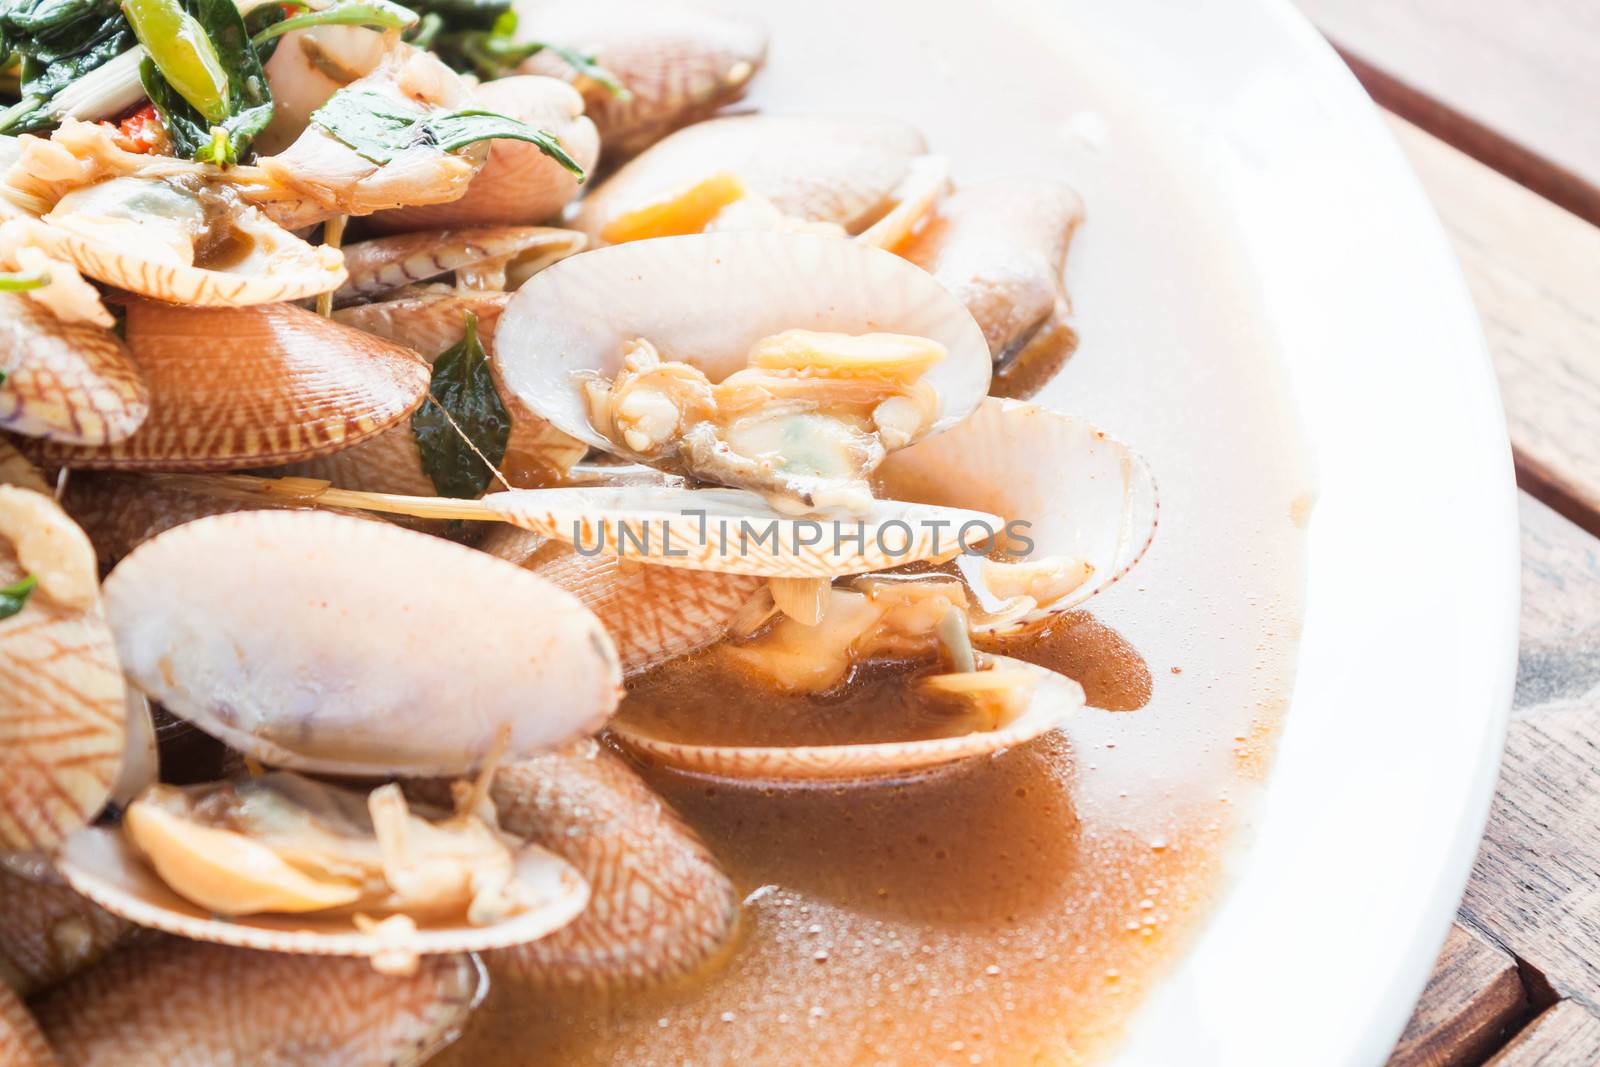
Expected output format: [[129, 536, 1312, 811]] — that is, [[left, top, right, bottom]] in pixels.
[[1062, 3, 1521, 1064], [750, 0, 1517, 1063]]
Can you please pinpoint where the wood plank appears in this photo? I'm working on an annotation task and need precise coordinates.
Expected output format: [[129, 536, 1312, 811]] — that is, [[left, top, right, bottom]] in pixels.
[[1388, 922, 1527, 1067], [1486, 1001, 1600, 1066], [1296, 0, 1600, 224], [1384, 115, 1600, 535], [1516, 495, 1600, 713]]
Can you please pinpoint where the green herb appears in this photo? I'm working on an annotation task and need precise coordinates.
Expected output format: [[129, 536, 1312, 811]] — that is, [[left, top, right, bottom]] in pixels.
[[0, 0, 135, 133], [412, 313, 510, 500], [422, 8, 624, 94], [135, 0, 270, 164], [249, 0, 417, 47], [310, 85, 585, 177], [0, 574, 37, 621], [0, 270, 49, 290]]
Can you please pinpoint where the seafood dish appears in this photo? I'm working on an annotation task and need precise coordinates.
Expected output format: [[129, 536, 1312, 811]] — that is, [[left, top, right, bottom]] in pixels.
[[0, 1, 1309, 1064]]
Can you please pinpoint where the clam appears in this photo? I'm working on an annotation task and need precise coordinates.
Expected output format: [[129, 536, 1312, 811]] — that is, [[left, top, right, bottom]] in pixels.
[[876, 397, 1158, 632], [480, 524, 764, 675], [902, 178, 1085, 397], [493, 231, 991, 513], [0, 484, 126, 854], [33, 939, 486, 1066], [0, 439, 49, 493], [0, 983, 54, 1067], [573, 113, 928, 242], [59, 770, 590, 972], [335, 226, 587, 305], [7, 178, 346, 306], [0, 863, 129, 997], [372, 76, 599, 232], [102, 509, 621, 776], [257, 26, 391, 156], [414, 741, 741, 988], [515, 0, 768, 161], [302, 292, 588, 496], [613, 653, 1086, 782], [0, 291, 147, 445], [30, 299, 431, 471]]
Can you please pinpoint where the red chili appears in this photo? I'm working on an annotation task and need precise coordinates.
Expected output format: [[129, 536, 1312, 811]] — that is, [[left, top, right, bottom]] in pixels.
[[114, 104, 166, 154]]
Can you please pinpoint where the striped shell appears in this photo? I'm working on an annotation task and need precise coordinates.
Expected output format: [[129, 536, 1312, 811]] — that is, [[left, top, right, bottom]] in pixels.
[[103, 509, 622, 776], [57, 824, 590, 964], [373, 77, 599, 232], [0, 488, 125, 854], [0, 292, 147, 445], [494, 231, 992, 456], [32, 939, 486, 1067], [19, 208, 346, 308], [902, 179, 1085, 398], [413, 741, 740, 989], [515, 0, 768, 161], [31, 300, 431, 471], [336, 226, 587, 305], [480, 525, 764, 675], [574, 113, 926, 240], [612, 656, 1085, 781], [0, 984, 55, 1067], [0, 862, 129, 997], [876, 398, 1158, 629], [483, 485, 1002, 578]]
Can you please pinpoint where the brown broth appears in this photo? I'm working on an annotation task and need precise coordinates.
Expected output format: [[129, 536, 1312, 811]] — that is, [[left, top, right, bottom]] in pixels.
[[439, 2, 1313, 1064]]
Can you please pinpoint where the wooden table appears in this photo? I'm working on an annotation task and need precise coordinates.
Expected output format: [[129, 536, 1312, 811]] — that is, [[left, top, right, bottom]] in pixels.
[[1290, 2, 1600, 1062]]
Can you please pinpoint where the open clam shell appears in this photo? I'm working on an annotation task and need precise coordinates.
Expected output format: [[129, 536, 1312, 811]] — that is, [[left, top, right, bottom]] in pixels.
[[103, 509, 622, 776], [517, 0, 768, 161], [372, 77, 598, 232], [484, 486, 1003, 578], [33, 938, 486, 1067], [480, 525, 764, 675], [336, 227, 587, 305], [17, 205, 346, 308], [57, 824, 590, 966], [612, 656, 1085, 782], [876, 397, 1158, 629], [0, 487, 126, 854], [494, 230, 992, 458], [0, 292, 148, 445], [573, 113, 927, 240], [31, 299, 431, 471]]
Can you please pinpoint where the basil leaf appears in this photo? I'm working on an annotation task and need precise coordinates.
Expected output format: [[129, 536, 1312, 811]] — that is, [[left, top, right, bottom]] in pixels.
[[310, 86, 584, 178], [420, 10, 626, 96], [138, 0, 270, 164], [403, 0, 507, 33], [0, 574, 37, 621], [250, 0, 417, 48], [0, 0, 133, 133], [412, 313, 510, 500]]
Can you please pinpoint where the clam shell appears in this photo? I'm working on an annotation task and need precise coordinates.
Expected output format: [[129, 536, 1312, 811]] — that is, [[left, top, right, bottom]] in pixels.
[[31, 299, 431, 470], [902, 178, 1084, 398], [257, 27, 390, 157], [33, 938, 486, 1067], [485, 485, 1003, 578], [516, 0, 768, 161], [19, 210, 346, 308], [109, 690, 158, 810], [373, 77, 599, 232], [481, 525, 764, 675], [336, 227, 587, 304], [0, 862, 129, 997], [574, 113, 926, 240], [103, 509, 622, 775], [613, 656, 1084, 781], [494, 230, 992, 456], [57, 825, 590, 964], [413, 741, 740, 989], [0, 439, 49, 492], [0, 491, 125, 854], [876, 397, 1158, 627], [0, 292, 148, 445], [0, 984, 54, 1067]]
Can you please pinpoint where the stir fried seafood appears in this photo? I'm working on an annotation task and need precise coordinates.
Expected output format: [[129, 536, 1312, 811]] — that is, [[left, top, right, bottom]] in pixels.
[[0, 2, 1147, 1062]]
